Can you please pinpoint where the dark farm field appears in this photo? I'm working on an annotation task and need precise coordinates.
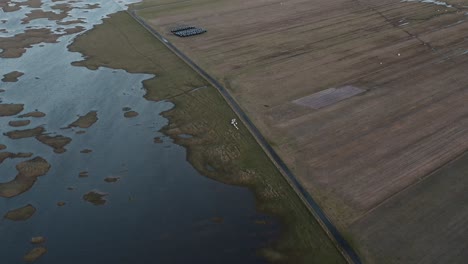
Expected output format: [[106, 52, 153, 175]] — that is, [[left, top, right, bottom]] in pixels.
[[133, 0, 468, 262]]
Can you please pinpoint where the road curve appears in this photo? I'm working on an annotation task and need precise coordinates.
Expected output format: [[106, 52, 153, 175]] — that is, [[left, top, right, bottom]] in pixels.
[[128, 10, 362, 264]]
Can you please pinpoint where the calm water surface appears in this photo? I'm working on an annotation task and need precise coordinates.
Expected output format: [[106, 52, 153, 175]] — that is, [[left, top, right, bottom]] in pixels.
[[0, 0, 279, 263]]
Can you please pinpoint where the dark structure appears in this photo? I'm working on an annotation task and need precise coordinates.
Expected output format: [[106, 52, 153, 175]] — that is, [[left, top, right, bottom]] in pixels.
[[171, 26, 207, 37], [170, 26, 195, 33]]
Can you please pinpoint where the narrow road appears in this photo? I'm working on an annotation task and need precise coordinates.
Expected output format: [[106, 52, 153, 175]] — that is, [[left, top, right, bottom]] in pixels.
[[128, 10, 362, 264]]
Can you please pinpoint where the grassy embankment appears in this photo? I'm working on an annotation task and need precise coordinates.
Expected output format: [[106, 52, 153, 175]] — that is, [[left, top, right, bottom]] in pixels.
[[68, 12, 345, 263]]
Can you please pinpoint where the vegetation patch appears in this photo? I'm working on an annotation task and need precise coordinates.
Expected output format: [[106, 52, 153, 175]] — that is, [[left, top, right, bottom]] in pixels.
[[0, 157, 51, 198], [31, 236, 45, 244], [123, 111, 139, 118], [18, 111, 46, 118], [104, 177, 119, 183], [23, 247, 47, 263], [8, 120, 31, 127], [67, 111, 98, 128], [4, 204, 36, 221], [4, 126, 44, 139], [0, 104, 24, 116], [2, 71, 24, 82], [0, 152, 33, 164], [0, 29, 60, 58], [35, 134, 72, 153], [83, 191, 107, 206]]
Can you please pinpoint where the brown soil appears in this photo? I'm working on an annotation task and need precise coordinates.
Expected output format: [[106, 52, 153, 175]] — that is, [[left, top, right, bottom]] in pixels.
[[350, 151, 468, 264], [0, 157, 51, 198], [0, 144, 6, 150], [140, 0, 468, 225], [31, 236, 45, 244], [4, 127, 44, 139], [83, 191, 107, 205], [0, 152, 33, 164], [123, 111, 139, 118], [4, 204, 36, 221], [67, 111, 98, 128], [137, 0, 468, 262], [23, 247, 47, 263], [2, 71, 24, 82], [153, 137, 162, 143], [18, 111, 46, 118], [0, 104, 24, 116], [8, 120, 31, 127], [35, 134, 72, 153]]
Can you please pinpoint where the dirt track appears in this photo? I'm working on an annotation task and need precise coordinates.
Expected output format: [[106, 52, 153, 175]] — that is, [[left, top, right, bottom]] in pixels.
[[135, 0, 468, 262]]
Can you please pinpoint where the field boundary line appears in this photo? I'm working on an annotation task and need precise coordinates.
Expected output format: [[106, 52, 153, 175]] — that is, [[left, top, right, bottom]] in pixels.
[[127, 9, 362, 264]]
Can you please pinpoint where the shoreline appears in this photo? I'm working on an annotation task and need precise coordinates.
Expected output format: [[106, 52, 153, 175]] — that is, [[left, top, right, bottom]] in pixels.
[[129, 10, 358, 263], [68, 10, 346, 263]]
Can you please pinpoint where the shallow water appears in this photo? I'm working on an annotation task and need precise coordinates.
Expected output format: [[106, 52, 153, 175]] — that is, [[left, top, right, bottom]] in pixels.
[[0, 0, 279, 263]]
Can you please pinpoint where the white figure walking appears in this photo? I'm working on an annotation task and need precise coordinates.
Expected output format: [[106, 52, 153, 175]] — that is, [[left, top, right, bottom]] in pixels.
[[231, 118, 239, 130]]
